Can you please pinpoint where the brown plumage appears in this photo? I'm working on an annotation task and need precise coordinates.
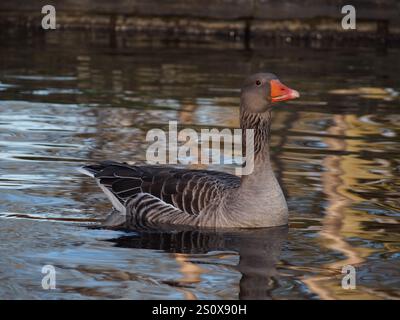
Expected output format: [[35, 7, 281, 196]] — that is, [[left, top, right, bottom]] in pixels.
[[80, 73, 299, 228]]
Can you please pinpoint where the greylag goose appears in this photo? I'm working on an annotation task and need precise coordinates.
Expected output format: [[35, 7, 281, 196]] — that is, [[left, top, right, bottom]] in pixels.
[[80, 73, 299, 228]]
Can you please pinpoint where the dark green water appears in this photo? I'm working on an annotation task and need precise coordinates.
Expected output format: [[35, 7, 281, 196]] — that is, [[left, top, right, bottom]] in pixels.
[[0, 32, 399, 299]]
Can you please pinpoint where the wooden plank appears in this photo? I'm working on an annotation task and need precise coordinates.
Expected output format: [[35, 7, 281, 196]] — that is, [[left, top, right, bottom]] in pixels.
[[1, 0, 398, 21], [0, 0, 253, 19], [254, 0, 400, 22]]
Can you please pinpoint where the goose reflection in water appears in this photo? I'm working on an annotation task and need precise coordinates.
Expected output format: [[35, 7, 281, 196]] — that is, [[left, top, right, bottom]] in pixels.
[[99, 212, 288, 300]]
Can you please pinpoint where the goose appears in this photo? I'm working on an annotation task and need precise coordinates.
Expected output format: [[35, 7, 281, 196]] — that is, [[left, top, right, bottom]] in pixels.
[[79, 73, 299, 228]]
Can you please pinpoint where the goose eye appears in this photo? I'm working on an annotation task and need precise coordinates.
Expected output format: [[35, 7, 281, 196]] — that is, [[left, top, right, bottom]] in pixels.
[[255, 80, 261, 86]]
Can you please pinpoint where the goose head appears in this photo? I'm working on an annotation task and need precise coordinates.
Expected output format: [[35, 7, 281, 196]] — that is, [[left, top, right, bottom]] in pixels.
[[240, 73, 300, 114]]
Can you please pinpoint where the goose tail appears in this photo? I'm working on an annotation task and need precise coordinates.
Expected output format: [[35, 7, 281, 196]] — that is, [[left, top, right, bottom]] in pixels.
[[77, 165, 97, 178], [77, 162, 127, 215], [77, 161, 123, 177]]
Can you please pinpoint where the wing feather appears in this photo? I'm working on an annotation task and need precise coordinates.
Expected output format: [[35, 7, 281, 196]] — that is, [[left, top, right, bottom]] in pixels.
[[81, 162, 240, 220]]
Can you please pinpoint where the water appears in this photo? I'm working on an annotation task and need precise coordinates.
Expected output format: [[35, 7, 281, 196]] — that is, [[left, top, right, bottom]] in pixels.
[[0, 32, 399, 299]]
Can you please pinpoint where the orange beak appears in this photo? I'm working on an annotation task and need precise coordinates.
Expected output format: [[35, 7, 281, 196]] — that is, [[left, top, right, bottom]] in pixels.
[[270, 79, 300, 103]]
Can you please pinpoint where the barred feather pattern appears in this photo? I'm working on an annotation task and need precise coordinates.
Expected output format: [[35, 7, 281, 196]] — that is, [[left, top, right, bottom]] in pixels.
[[83, 161, 241, 227], [240, 109, 272, 156]]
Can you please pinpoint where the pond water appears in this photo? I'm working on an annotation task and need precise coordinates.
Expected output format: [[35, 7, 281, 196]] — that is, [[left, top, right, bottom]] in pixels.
[[0, 32, 399, 299]]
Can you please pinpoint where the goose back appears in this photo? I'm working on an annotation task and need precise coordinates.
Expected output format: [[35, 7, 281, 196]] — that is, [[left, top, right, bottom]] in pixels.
[[83, 161, 240, 226]]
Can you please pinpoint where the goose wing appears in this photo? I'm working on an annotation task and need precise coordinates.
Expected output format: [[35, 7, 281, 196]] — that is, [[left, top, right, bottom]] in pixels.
[[81, 161, 240, 217]]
